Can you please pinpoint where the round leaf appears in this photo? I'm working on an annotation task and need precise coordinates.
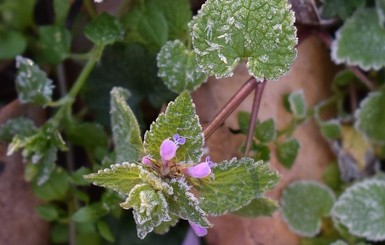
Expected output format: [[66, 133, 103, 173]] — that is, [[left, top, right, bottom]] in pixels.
[[332, 8, 385, 70], [190, 0, 297, 79], [281, 181, 336, 237], [157, 40, 207, 93], [355, 91, 385, 144], [332, 179, 385, 241]]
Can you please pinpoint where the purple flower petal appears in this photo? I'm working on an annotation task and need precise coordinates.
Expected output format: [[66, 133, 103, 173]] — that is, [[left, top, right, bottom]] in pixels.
[[173, 133, 186, 145], [182, 227, 200, 245], [205, 156, 215, 167], [188, 221, 207, 237], [141, 156, 152, 166], [160, 139, 177, 161], [186, 162, 211, 178]]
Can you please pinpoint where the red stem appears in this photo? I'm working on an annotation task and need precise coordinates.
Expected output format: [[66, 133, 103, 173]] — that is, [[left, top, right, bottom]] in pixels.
[[203, 76, 258, 140], [244, 80, 266, 156]]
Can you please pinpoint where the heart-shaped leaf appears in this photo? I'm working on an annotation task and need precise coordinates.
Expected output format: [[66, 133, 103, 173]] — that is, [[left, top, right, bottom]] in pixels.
[[281, 181, 335, 237], [190, 0, 297, 80]]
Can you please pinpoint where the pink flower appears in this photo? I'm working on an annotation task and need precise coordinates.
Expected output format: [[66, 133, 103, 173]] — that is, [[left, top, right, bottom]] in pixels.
[[141, 156, 152, 166], [160, 139, 178, 161], [188, 221, 207, 237], [185, 156, 213, 178]]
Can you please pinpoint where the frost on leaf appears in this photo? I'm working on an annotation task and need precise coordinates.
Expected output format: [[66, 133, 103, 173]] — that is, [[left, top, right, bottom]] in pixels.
[[157, 40, 207, 93], [197, 157, 279, 216], [331, 8, 385, 71], [355, 91, 385, 144], [120, 183, 172, 239], [83, 162, 143, 195], [330, 240, 349, 245], [377, 0, 385, 27], [167, 178, 211, 228], [190, 0, 297, 80], [0, 117, 37, 143], [144, 91, 204, 163], [288, 90, 307, 119], [84, 12, 122, 46], [110, 87, 143, 163], [153, 213, 179, 235], [281, 181, 335, 237], [331, 179, 385, 241], [15, 56, 54, 106]]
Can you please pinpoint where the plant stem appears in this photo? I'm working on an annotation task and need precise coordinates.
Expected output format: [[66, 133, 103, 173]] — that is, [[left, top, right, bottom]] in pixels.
[[52, 45, 103, 124], [203, 76, 258, 140], [245, 80, 266, 156]]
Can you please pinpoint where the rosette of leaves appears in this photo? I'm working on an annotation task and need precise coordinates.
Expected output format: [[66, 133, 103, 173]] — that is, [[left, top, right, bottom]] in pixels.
[[84, 88, 279, 238], [190, 0, 297, 80]]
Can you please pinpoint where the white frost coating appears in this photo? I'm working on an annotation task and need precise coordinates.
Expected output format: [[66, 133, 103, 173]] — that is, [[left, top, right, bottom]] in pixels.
[[331, 179, 385, 241]]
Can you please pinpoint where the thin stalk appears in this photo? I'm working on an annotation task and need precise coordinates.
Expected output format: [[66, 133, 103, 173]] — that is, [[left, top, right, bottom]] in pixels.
[[348, 66, 375, 91], [203, 76, 258, 140], [244, 80, 266, 156]]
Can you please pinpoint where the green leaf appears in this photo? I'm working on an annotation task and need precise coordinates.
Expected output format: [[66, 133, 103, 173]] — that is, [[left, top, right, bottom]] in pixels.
[[153, 214, 179, 235], [251, 143, 271, 161], [122, 0, 192, 50], [157, 40, 207, 93], [83, 163, 143, 195], [8, 122, 66, 185], [53, 0, 70, 26], [120, 183, 171, 239], [190, 0, 297, 79], [255, 118, 276, 143], [70, 167, 91, 186], [277, 138, 300, 168], [234, 197, 278, 217], [0, 117, 37, 142], [321, 0, 365, 20], [331, 179, 385, 241], [288, 90, 307, 119], [167, 179, 211, 228], [322, 162, 342, 191], [237, 111, 250, 134], [84, 43, 175, 127], [72, 203, 110, 223], [198, 157, 279, 216], [320, 120, 342, 140], [144, 91, 204, 163], [154, 0, 192, 40], [377, 0, 385, 27], [281, 181, 336, 237], [33, 167, 69, 201], [15, 56, 54, 106], [36, 204, 59, 221], [0, 29, 26, 59], [110, 87, 143, 163], [97, 221, 115, 242], [65, 122, 108, 149], [123, 3, 168, 50], [332, 8, 385, 71], [0, 0, 36, 30], [37, 26, 71, 64], [355, 91, 385, 144], [84, 13, 123, 46]]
